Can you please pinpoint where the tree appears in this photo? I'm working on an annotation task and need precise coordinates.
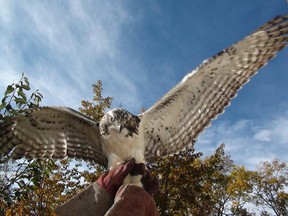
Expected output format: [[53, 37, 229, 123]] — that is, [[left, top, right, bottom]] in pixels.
[[0, 76, 111, 215], [0, 73, 43, 118], [249, 159, 288, 216], [0, 73, 46, 214], [1, 75, 287, 215], [79, 80, 113, 120], [153, 144, 243, 216], [228, 166, 254, 215]]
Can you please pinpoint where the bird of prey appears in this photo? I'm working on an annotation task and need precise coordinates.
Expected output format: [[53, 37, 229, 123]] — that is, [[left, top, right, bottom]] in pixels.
[[0, 15, 288, 183]]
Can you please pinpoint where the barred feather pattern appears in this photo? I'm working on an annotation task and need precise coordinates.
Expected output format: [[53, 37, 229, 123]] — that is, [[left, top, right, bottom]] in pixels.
[[141, 15, 288, 161], [0, 107, 107, 166]]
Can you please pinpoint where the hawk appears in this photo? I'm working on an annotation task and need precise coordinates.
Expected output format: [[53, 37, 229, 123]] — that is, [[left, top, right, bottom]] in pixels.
[[0, 15, 288, 184]]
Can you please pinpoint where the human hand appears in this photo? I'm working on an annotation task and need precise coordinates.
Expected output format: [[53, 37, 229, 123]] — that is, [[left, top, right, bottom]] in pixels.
[[96, 158, 136, 197]]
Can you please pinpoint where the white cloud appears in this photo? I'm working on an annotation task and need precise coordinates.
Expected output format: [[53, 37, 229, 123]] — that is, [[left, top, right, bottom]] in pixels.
[[0, 1, 287, 172], [0, 1, 142, 111], [197, 111, 288, 170], [254, 129, 272, 142]]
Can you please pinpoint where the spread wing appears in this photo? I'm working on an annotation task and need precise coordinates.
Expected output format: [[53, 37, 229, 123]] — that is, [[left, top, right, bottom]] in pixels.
[[0, 107, 107, 166], [140, 15, 288, 162]]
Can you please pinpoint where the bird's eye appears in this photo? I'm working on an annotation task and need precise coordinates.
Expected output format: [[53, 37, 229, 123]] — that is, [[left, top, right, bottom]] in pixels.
[[110, 117, 115, 122]]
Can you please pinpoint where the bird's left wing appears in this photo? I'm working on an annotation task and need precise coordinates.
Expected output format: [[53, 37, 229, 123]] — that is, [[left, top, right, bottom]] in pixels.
[[140, 15, 288, 162], [0, 107, 107, 166]]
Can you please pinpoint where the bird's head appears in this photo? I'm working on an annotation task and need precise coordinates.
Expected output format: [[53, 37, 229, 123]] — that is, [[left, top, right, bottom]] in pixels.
[[100, 108, 141, 137]]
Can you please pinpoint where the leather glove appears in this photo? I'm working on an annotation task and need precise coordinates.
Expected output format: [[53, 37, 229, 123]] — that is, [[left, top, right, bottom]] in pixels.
[[96, 158, 136, 197], [105, 185, 160, 216]]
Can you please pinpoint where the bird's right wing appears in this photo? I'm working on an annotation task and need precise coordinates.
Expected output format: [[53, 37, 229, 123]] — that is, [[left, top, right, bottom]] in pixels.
[[0, 107, 107, 166]]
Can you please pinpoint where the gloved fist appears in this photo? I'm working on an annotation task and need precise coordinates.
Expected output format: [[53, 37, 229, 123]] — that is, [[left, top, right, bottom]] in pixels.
[[96, 158, 136, 197], [96, 158, 159, 197]]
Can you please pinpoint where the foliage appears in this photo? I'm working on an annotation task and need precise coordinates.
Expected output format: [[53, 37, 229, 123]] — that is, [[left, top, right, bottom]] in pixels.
[[249, 159, 288, 216], [0, 73, 43, 119], [0, 74, 48, 214], [1, 158, 103, 215], [228, 166, 254, 215], [79, 80, 113, 120], [1, 75, 287, 215], [153, 142, 288, 216], [153, 144, 239, 216], [0, 76, 109, 215]]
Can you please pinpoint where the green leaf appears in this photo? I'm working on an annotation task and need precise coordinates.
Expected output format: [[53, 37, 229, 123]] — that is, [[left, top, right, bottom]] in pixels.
[[1, 96, 7, 104], [22, 84, 31, 91], [10, 109, 19, 116], [18, 109, 26, 114], [24, 76, 30, 86], [18, 89, 27, 100], [15, 97, 27, 104], [5, 85, 14, 96], [0, 102, 6, 111], [36, 91, 43, 99]]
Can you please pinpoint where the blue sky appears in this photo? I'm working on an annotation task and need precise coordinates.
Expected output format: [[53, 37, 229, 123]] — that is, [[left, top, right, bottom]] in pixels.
[[0, 1, 287, 169]]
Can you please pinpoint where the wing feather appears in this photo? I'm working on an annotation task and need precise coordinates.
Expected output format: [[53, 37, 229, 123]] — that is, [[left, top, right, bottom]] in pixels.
[[0, 107, 107, 166], [140, 15, 288, 162]]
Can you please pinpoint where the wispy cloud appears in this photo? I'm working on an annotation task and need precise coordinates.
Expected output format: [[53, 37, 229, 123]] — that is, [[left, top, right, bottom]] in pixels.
[[0, 1, 287, 171], [0, 1, 142, 110], [197, 111, 288, 169]]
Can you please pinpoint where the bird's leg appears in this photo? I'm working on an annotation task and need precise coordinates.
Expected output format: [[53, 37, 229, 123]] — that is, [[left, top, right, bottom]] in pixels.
[[121, 161, 144, 186], [123, 162, 145, 187], [123, 150, 145, 187], [107, 151, 145, 187]]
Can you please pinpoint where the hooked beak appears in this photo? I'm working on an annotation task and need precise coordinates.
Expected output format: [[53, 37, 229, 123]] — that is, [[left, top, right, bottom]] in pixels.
[[117, 125, 123, 133]]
